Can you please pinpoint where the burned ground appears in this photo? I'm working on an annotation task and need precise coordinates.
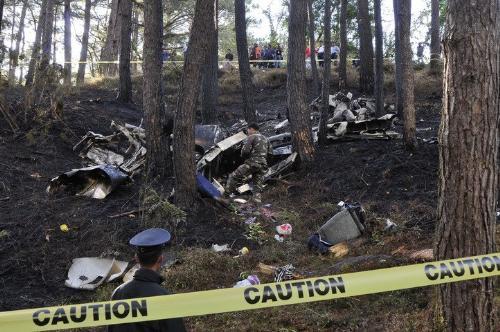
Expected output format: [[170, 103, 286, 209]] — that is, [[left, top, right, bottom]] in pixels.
[[0, 69, 497, 331]]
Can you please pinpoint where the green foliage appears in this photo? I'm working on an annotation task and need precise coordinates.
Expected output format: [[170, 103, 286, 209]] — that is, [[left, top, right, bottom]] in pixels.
[[244, 222, 266, 244], [141, 188, 187, 230]]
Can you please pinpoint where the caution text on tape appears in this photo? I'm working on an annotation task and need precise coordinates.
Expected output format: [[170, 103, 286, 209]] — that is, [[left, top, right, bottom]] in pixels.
[[0, 253, 499, 331]]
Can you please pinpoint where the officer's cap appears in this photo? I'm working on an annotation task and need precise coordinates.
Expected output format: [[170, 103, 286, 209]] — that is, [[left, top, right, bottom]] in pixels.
[[130, 228, 171, 253]]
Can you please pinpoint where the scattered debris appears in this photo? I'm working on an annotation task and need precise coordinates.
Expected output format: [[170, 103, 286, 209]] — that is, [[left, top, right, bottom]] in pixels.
[[212, 244, 230, 252], [317, 202, 366, 246], [244, 216, 257, 225], [47, 165, 129, 199], [275, 223, 292, 242], [392, 247, 434, 261], [65, 257, 128, 290], [383, 219, 398, 233], [233, 274, 260, 288], [328, 242, 350, 258], [233, 198, 247, 204], [274, 264, 295, 282], [257, 263, 304, 279], [0, 229, 10, 239], [59, 224, 69, 233]]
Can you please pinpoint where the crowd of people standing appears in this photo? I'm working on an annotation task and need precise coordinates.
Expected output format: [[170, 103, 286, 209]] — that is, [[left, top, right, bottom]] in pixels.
[[249, 43, 284, 68]]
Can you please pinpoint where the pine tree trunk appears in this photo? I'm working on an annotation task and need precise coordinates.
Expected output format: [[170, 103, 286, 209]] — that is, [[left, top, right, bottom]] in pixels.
[[173, 0, 214, 209], [7, 1, 17, 77], [76, 0, 91, 85], [0, 0, 4, 33], [374, 0, 384, 116], [39, 0, 54, 71], [100, 0, 121, 76], [435, 1, 498, 331], [234, 0, 256, 123], [117, 0, 132, 102], [307, 0, 320, 97], [131, 3, 139, 74], [392, 0, 403, 116], [318, 0, 331, 146], [397, 0, 416, 150], [287, 0, 315, 164], [143, 0, 173, 181], [19, 30, 25, 83], [52, 2, 58, 63], [356, 0, 374, 93], [338, 0, 348, 89], [25, 0, 46, 86], [8, 0, 27, 85], [63, 0, 71, 86], [429, 0, 440, 73], [201, 0, 218, 124]]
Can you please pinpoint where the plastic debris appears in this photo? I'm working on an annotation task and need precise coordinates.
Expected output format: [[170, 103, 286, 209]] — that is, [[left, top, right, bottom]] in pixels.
[[274, 264, 295, 282], [276, 223, 292, 236], [383, 219, 397, 232], [212, 244, 230, 252], [244, 216, 257, 225], [59, 224, 69, 233], [233, 274, 260, 288], [65, 257, 128, 290], [233, 198, 247, 204]]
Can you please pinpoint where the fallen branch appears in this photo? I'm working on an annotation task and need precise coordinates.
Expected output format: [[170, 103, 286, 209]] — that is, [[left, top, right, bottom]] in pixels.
[[108, 208, 144, 218], [0, 196, 10, 201]]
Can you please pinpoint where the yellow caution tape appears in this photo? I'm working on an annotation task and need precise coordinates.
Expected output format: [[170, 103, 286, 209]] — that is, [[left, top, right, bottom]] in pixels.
[[0, 253, 499, 331]]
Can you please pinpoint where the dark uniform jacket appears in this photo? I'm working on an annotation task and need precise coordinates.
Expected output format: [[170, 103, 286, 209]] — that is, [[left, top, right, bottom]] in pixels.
[[108, 268, 186, 332], [241, 133, 271, 167]]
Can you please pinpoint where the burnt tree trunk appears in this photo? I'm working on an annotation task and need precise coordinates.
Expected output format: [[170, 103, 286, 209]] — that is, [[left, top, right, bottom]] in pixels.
[[117, 0, 132, 102], [338, 0, 347, 89], [25, 0, 46, 86], [435, 0, 498, 330], [52, 2, 58, 63], [63, 0, 71, 86], [38, 0, 54, 74], [100, 0, 121, 76], [173, 0, 213, 209], [143, 0, 173, 181], [234, 0, 256, 123], [201, 0, 218, 124], [318, 0, 331, 146], [374, 0, 384, 116], [76, 0, 91, 85], [307, 0, 320, 96], [287, 0, 315, 164], [395, 0, 416, 149], [356, 0, 374, 93], [131, 3, 139, 74], [0, 0, 4, 33], [429, 0, 441, 73], [8, 0, 27, 85], [393, 0, 403, 116]]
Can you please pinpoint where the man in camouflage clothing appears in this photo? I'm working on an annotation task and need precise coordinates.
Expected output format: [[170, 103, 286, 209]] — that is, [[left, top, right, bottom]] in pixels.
[[226, 123, 271, 199]]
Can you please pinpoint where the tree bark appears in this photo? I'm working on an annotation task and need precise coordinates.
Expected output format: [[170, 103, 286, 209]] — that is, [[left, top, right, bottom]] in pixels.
[[234, 0, 256, 123], [338, 0, 347, 89], [395, 0, 416, 149], [287, 0, 315, 164], [52, 2, 58, 63], [39, 0, 54, 71], [131, 3, 139, 74], [76, 0, 91, 85], [201, 0, 218, 124], [307, 0, 320, 97], [0, 0, 4, 33], [63, 0, 71, 86], [117, 0, 132, 102], [100, 0, 121, 76], [318, 0, 331, 146], [392, 0, 403, 117], [429, 0, 440, 73], [8, 0, 27, 85], [435, 1, 498, 331], [25, 0, 46, 86], [173, 0, 214, 209], [356, 0, 374, 93], [374, 0, 384, 116], [143, 0, 173, 182]]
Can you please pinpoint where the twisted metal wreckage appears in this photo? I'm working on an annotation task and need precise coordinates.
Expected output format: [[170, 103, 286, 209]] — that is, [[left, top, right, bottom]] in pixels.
[[47, 92, 400, 200]]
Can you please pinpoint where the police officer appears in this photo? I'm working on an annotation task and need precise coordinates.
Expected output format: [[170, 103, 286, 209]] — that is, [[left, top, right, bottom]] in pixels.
[[108, 228, 186, 332], [225, 123, 271, 202]]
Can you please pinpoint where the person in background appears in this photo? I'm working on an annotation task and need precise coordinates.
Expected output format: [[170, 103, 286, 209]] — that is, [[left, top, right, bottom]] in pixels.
[[317, 45, 325, 67], [275, 44, 283, 68], [268, 44, 276, 68], [224, 49, 234, 71], [332, 44, 340, 60], [255, 44, 262, 68], [417, 42, 425, 63], [108, 228, 186, 332]]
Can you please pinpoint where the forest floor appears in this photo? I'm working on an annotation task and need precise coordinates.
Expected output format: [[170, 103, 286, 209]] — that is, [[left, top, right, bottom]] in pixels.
[[0, 67, 498, 331]]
